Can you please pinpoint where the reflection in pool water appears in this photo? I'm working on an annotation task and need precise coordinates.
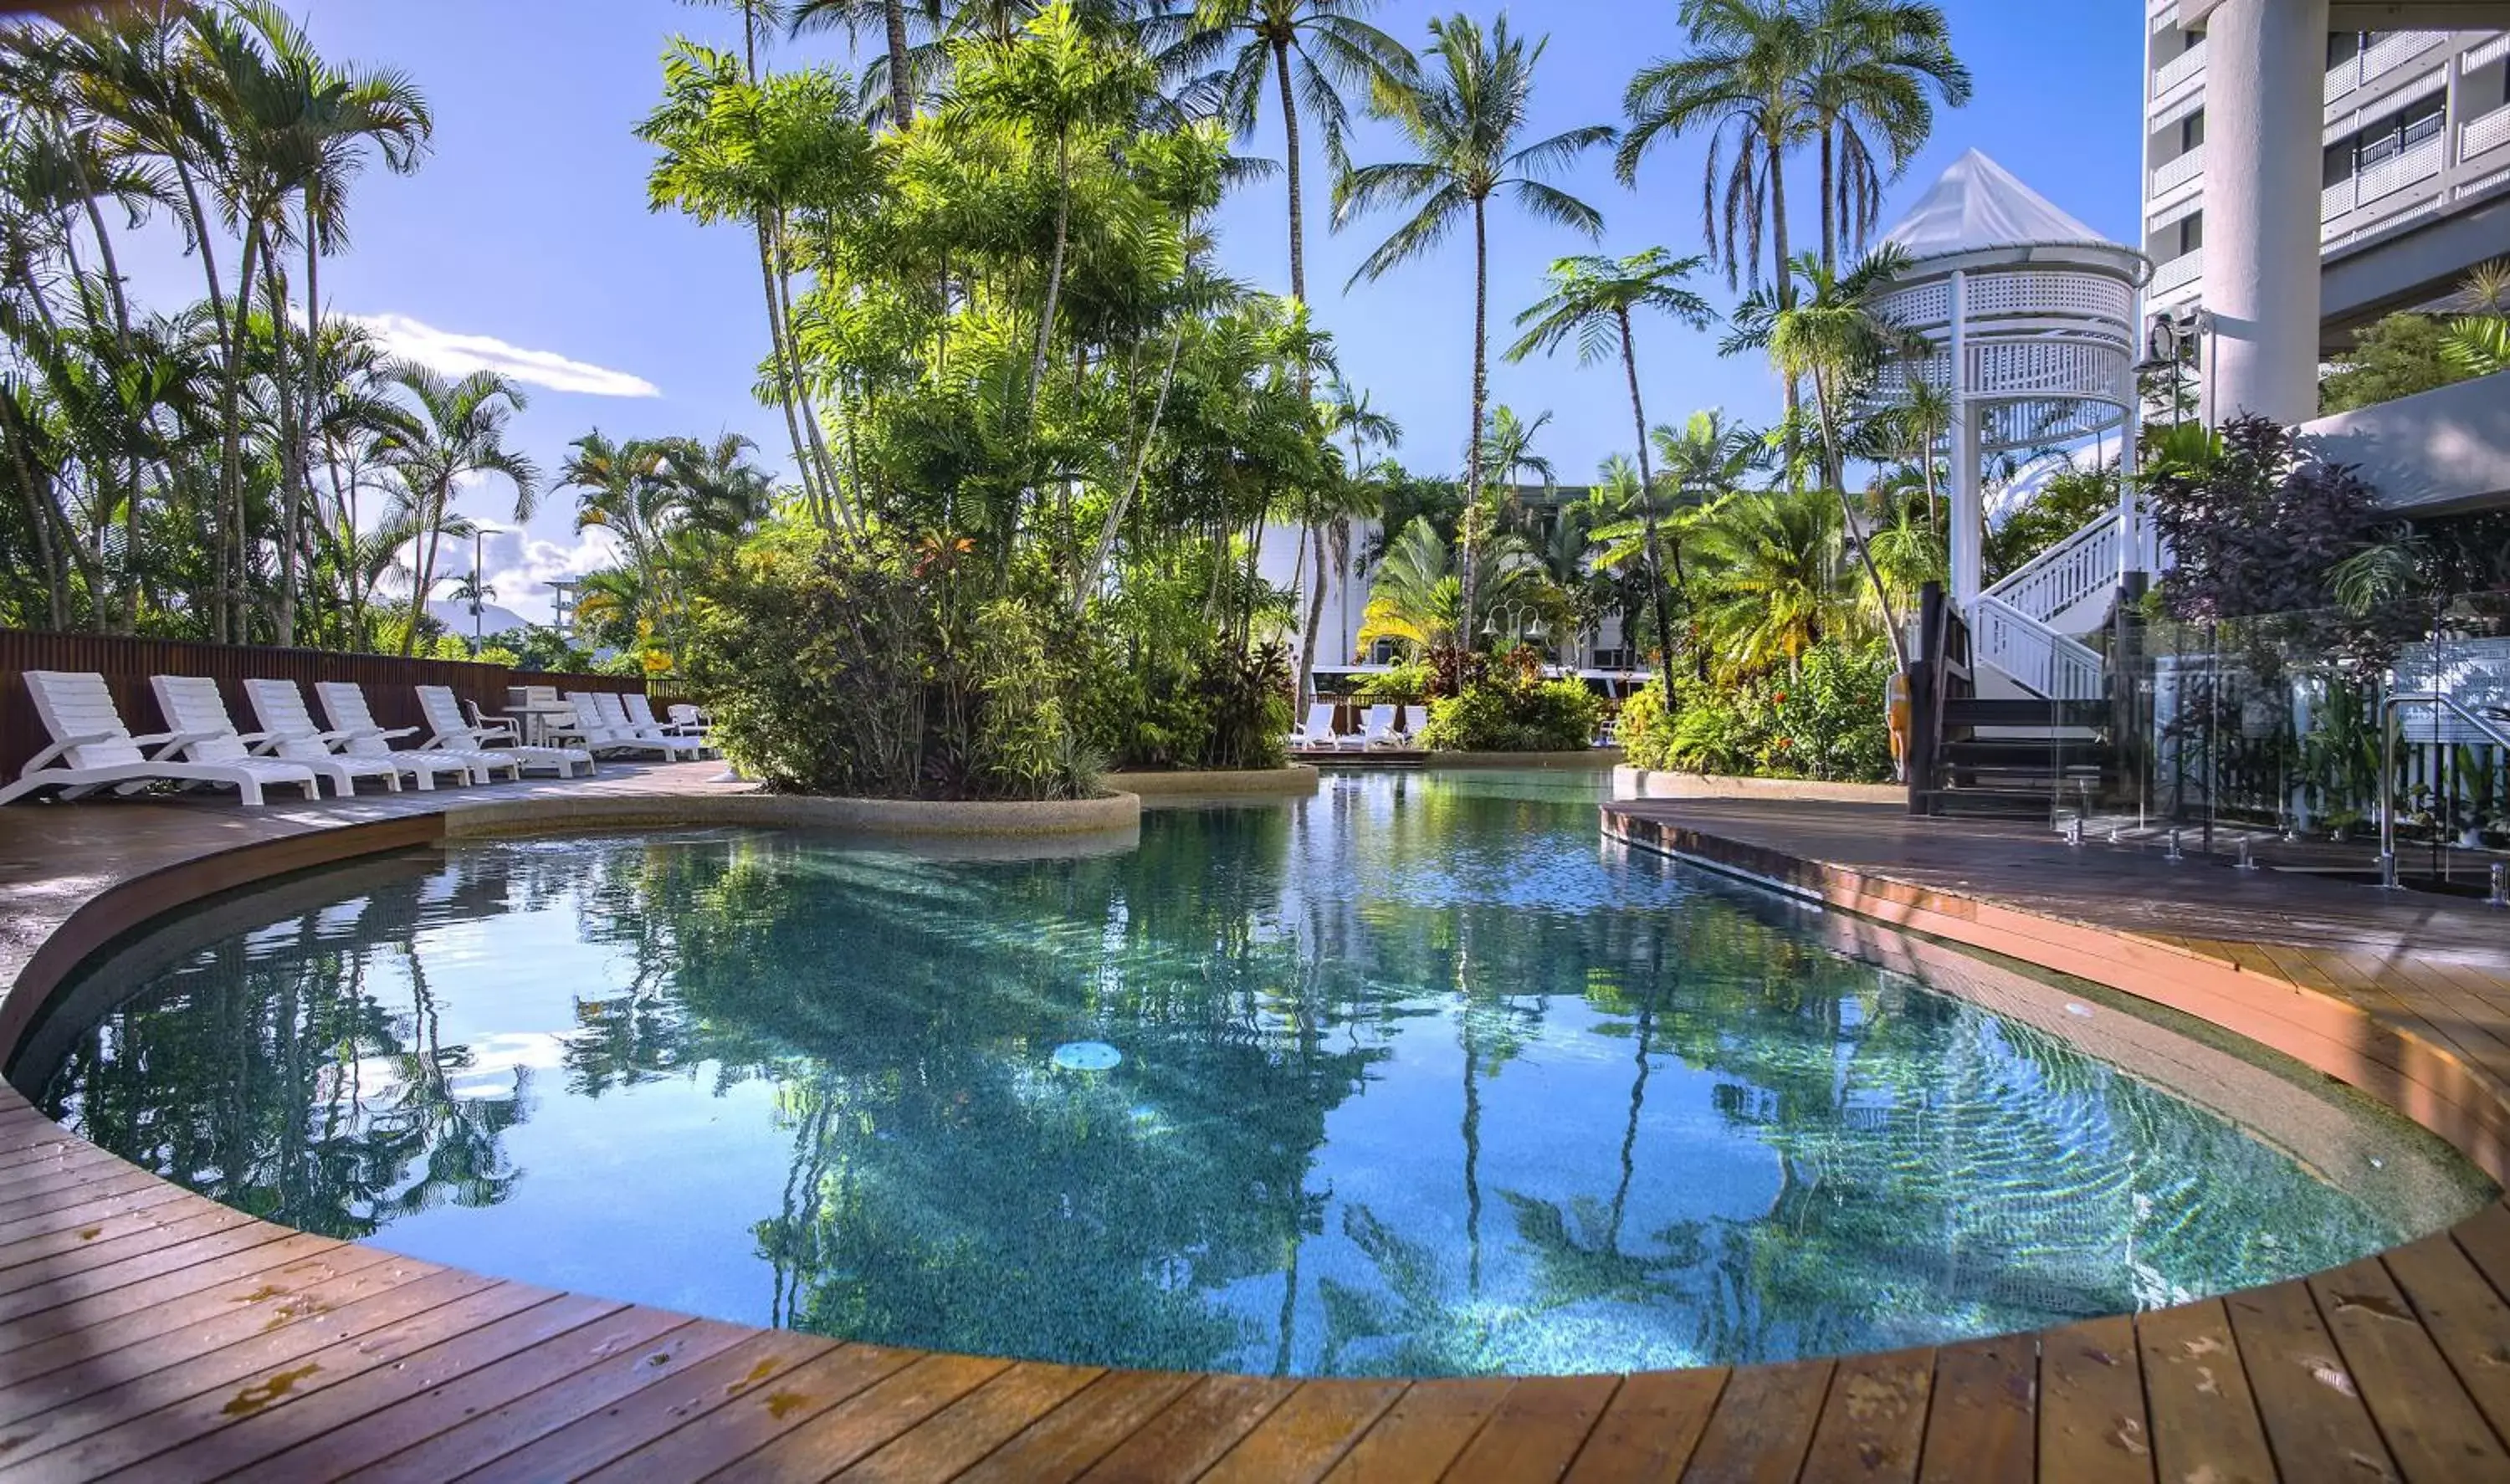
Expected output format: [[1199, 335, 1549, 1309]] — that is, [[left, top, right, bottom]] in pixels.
[[30, 770, 2496, 1376]]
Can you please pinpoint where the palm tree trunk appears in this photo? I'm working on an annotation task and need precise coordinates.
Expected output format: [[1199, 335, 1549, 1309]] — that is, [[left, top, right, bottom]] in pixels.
[[754, 217, 823, 521], [885, 0, 915, 127], [1029, 128, 1073, 430], [1619, 310, 1677, 678], [1298, 524, 1331, 705], [0, 391, 70, 629], [1816, 366, 1907, 669], [1273, 39, 1306, 306], [402, 478, 448, 658], [1818, 122, 1836, 277], [218, 216, 266, 643], [1461, 199, 1491, 647], [1076, 318, 1187, 618], [1769, 139, 1801, 489]]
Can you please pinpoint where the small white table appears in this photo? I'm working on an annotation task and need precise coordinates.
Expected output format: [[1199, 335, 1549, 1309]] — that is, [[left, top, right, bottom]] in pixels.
[[499, 703, 578, 750]]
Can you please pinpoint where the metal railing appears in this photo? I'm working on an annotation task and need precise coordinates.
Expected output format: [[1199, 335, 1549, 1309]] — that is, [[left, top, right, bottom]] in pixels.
[[2465, 104, 2510, 164], [1974, 596, 2106, 703], [2326, 32, 2447, 103], [2151, 147, 2205, 197], [2151, 249, 2204, 295], [2323, 134, 2445, 221], [2378, 692, 2510, 888]]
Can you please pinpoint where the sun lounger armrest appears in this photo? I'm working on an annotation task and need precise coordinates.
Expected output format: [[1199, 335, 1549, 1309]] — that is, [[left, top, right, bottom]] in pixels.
[[351, 726, 419, 742], [137, 729, 226, 759], [18, 730, 123, 775]]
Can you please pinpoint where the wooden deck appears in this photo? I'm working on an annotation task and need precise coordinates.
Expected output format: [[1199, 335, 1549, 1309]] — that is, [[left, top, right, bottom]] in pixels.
[[3, 772, 2510, 1479]]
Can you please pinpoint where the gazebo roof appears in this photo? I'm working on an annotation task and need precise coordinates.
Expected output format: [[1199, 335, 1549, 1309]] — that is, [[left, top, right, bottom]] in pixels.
[[1879, 149, 2118, 262]]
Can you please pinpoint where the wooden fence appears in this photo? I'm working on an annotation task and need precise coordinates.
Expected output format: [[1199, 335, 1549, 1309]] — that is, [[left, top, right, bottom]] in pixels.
[[0, 629, 648, 783]]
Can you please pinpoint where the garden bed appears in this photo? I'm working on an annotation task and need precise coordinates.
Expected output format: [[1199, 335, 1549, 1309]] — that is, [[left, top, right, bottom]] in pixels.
[[1614, 765, 1903, 805], [443, 787, 1144, 840], [1110, 765, 1320, 798], [1434, 750, 1625, 770]]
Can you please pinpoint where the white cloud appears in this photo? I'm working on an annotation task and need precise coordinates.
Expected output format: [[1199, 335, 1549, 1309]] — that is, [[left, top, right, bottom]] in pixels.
[[350, 312, 662, 399]]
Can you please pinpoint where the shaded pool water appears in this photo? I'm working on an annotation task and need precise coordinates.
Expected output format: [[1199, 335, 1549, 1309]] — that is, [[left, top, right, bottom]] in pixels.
[[27, 770, 2495, 1376]]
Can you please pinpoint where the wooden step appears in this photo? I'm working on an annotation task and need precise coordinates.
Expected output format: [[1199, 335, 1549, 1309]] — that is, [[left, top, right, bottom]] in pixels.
[[1941, 699, 2108, 729], [1942, 740, 2114, 773]]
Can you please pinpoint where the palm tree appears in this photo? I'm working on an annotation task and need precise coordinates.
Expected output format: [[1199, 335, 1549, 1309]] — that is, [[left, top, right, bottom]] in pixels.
[[1176, 1, 1412, 307], [1304, 381, 1400, 699], [380, 368, 539, 657], [1476, 404, 1554, 519], [1336, 13, 1610, 639], [1689, 485, 1849, 679], [1801, 0, 1969, 273], [789, 0, 940, 127], [1505, 248, 1711, 670], [1355, 514, 1544, 662], [1727, 246, 1921, 665]]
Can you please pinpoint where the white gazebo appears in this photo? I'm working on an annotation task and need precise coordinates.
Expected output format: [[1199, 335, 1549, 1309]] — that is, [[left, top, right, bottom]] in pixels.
[[1871, 151, 2152, 699]]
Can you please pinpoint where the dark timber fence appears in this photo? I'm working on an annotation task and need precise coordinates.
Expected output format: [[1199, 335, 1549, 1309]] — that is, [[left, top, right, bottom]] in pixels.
[[0, 629, 648, 783]]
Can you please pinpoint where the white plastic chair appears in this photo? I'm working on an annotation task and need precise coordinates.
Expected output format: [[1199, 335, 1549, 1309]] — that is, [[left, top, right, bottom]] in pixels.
[[247, 678, 460, 792], [1287, 703, 1340, 750], [1346, 704, 1408, 750], [0, 671, 320, 807], [624, 693, 713, 754], [315, 682, 517, 786], [148, 675, 366, 799], [415, 685, 592, 777], [566, 691, 707, 760]]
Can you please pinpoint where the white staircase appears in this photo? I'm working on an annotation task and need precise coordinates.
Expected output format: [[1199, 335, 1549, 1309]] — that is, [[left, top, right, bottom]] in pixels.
[[1969, 512, 2123, 702]]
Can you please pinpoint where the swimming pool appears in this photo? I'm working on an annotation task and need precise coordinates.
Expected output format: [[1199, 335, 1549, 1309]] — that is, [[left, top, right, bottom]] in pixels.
[[27, 770, 2494, 1377]]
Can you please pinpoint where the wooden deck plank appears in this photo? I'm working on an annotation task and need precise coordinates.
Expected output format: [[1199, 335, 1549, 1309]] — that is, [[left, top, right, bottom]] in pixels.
[[835, 1361, 1110, 1483], [0, 1231, 346, 1360], [1673, 1361, 1831, 1484], [0, 1206, 259, 1300], [955, 1369, 1201, 1484], [0, 1169, 184, 1242], [1196, 1379, 1408, 1484], [1430, 1374, 1616, 1483], [1074, 1374, 1298, 1483], [1323, 1377, 1514, 1484], [2219, 1282, 2398, 1483], [1559, 1369, 1725, 1483], [448, 1328, 838, 1484], [2449, 1200, 2510, 1301], [333, 1316, 757, 1484], [2134, 1300, 2276, 1484], [2379, 1233, 2510, 1452], [2035, 1315, 2151, 1484], [100, 1292, 626, 1484], [1799, 1347, 1931, 1484], [228, 1304, 694, 1481], [0, 1159, 182, 1223], [0, 1185, 218, 1275], [0, 1245, 425, 1426], [1917, 1337, 2034, 1484], [2308, 1256, 2510, 1481], [566, 1343, 925, 1482], [0, 1140, 124, 1196], [0, 1219, 299, 1328], [0, 1271, 523, 1480]]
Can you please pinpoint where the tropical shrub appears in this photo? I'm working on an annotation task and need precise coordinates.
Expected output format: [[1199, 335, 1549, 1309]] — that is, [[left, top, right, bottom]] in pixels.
[[1619, 641, 1893, 782], [679, 530, 1097, 801], [1355, 662, 1432, 704], [1418, 673, 1601, 754]]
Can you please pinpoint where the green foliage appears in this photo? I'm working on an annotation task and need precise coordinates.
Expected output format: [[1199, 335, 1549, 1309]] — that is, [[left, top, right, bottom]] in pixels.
[[1988, 463, 2118, 581], [1355, 662, 1433, 704], [679, 528, 1098, 801], [1417, 671, 1601, 754], [2320, 312, 2477, 415], [1621, 642, 1892, 781], [505, 624, 595, 673]]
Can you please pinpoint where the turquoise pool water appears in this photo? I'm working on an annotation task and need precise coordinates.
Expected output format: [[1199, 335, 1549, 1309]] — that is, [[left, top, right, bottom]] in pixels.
[[28, 770, 2494, 1376]]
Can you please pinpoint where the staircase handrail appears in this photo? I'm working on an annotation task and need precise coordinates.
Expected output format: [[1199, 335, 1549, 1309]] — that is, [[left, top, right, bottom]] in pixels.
[[1973, 594, 2106, 701], [1981, 509, 2123, 627]]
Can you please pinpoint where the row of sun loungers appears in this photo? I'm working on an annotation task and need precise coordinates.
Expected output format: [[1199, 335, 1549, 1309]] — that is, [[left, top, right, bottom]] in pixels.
[[1288, 704, 1415, 751], [0, 672, 713, 809]]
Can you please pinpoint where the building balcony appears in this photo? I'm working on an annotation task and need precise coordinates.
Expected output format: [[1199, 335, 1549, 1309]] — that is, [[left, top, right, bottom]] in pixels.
[[2151, 248, 2203, 296], [2150, 147, 2205, 199], [2325, 31, 2447, 104], [2154, 40, 2206, 100], [2465, 102, 2510, 165], [2323, 134, 2445, 222]]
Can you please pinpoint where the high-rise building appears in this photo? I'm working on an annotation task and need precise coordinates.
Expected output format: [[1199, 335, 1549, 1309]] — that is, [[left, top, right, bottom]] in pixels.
[[2141, 8, 2510, 342]]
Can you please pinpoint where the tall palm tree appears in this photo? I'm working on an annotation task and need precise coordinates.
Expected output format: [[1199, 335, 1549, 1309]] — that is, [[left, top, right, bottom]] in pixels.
[[1304, 380, 1399, 700], [1336, 13, 1610, 639], [1801, 0, 1968, 273], [380, 368, 538, 657], [789, 0, 939, 127], [1476, 403, 1554, 517], [1619, 0, 1810, 472], [1176, 1, 1411, 307], [1689, 484, 1847, 680], [1505, 248, 1710, 670], [1727, 245, 1920, 664]]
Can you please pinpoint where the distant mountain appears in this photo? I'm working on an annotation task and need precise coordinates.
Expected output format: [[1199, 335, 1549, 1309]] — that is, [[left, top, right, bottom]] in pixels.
[[426, 599, 531, 638]]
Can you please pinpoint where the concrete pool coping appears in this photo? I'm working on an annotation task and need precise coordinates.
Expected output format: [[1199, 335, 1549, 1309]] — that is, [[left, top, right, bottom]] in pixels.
[[3, 762, 2509, 1479]]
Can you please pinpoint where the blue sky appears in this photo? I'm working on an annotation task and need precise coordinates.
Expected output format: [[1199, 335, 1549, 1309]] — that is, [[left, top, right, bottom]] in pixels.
[[112, 1, 2146, 622]]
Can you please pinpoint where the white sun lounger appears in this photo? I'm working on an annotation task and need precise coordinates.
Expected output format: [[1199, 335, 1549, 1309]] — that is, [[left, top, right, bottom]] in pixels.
[[417, 685, 592, 777], [1288, 703, 1340, 750], [150, 675, 394, 799], [1343, 704, 1410, 751], [566, 691, 708, 760], [314, 682, 519, 786], [624, 693, 713, 753], [245, 678, 466, 792], [662, 701, 711, 739], [0, 670, 321, 808]]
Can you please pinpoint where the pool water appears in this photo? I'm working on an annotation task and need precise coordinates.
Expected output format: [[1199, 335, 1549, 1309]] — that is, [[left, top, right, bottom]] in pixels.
[[28, 770, 2494, 1377]]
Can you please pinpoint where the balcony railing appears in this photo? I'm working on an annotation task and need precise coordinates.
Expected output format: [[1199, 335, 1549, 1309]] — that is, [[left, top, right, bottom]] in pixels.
[[2323, 134, 2444, 221], [2150, 146, 2204, 198], [2151, 249, 2203, 295], [2324, 31, 2446, 102], [2154, 39, 2206, 99], [2465, 104, 2510, 164]]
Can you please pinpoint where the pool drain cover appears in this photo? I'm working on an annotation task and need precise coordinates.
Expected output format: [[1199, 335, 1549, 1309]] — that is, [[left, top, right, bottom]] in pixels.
[[1053, 1041, 1122, 1072]]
